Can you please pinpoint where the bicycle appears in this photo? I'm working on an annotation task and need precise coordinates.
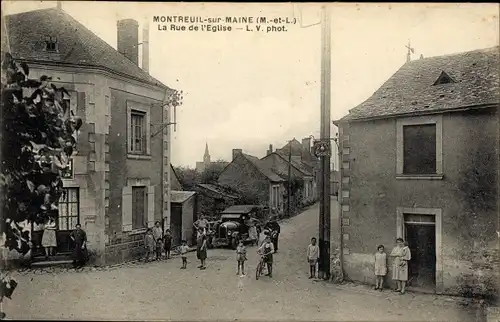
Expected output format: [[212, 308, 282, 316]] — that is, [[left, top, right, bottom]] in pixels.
[[255, 251, 272, 280]]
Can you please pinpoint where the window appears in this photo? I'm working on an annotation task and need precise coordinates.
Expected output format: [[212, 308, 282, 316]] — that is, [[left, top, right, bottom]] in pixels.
[[58, 188, 79, 230], [45, 36, 58, 52], [396, 116, 443, 179], [402, 124, 437, 175], [130, 111, 146, 154], [132, 186, 147, 230], [127, 101, 151, 158]]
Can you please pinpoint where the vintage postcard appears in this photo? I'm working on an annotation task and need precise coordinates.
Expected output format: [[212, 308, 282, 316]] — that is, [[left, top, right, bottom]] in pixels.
[[0, 1, 499, 321]]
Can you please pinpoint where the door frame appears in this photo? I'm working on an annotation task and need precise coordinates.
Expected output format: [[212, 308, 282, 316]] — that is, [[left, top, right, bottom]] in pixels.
[[396, 207, 443, 294]]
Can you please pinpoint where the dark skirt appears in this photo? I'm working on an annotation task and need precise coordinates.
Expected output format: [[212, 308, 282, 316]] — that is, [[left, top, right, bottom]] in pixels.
[[197, 248, 207, 260]]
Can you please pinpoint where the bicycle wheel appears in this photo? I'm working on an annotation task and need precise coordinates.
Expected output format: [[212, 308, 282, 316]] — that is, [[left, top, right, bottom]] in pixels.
[[256, 261, 262, 280]]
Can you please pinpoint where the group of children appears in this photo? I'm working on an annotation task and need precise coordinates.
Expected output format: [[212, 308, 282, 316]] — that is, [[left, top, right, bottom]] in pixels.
[[144, 223, 173, 262], [144, 225, 411, 293], [306, 236, 411, 294]]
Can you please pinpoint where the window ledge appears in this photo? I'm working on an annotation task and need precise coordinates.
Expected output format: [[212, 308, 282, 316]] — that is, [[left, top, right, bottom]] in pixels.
[[396, 174, 444, 180], [128, 228, 147, 235], [127, 154, 152, 160]]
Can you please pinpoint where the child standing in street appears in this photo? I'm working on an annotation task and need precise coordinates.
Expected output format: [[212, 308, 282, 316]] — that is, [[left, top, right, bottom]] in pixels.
[[374, 244, 387, 291], [307, 237, 320, 279], [144, 228, 155, 262], [236, 240, 247, 276], [164, 229, 173, 259], [180, 240, 189, 269]]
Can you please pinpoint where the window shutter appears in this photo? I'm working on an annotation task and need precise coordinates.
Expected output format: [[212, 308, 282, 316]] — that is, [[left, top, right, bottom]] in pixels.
[[147, 185, 155, 228], [122, 186, 133, 231]]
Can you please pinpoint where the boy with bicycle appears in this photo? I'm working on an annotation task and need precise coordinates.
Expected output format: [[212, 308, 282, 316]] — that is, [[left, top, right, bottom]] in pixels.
[[257, 235, 275, 278]]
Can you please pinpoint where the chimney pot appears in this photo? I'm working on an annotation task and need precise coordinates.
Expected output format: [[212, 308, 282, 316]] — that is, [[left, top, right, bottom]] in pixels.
[[117, 19, 139, 65], [302, 137, 311, 152]]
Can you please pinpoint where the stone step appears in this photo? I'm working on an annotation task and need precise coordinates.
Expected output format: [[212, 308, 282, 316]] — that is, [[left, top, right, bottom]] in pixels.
[[30, 259, 73, 267], [32, 253, 72, 263]]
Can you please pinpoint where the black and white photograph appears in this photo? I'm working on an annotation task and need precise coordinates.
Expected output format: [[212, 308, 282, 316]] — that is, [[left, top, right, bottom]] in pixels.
[[0, 1, 499, 321]]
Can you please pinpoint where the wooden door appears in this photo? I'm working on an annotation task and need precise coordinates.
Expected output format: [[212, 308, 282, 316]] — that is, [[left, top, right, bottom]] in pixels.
[[170, 203, 183, 246], [132, 187, 147, 230]]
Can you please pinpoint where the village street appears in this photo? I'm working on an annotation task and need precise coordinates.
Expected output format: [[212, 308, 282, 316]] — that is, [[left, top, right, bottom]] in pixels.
[[4, 200, 480, 321]]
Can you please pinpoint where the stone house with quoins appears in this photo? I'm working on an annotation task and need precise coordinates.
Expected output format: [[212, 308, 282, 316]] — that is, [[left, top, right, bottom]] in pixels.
[[334, 47, 499, 298], [218, 149, 286, 215], [3, 7, 177, 265]]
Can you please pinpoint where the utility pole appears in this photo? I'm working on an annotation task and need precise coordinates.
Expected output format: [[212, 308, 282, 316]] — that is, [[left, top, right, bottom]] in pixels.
[[319, 4, 332, 280], [287, 140, 293, 218]]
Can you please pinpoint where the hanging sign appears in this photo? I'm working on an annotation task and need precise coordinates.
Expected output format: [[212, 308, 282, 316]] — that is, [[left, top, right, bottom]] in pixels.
[[313, 140, 331, 158]]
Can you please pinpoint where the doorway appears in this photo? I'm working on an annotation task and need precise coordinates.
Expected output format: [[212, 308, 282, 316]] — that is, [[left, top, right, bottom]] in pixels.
[[170, 203, 183, 247], [404, 214, 436, 290]]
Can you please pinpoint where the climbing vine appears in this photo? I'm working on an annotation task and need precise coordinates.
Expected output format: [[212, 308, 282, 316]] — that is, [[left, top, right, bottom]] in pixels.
[[0, 53, 81, 254]]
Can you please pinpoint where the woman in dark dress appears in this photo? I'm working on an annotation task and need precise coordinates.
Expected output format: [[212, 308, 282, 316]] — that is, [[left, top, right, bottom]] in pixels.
[[70, 224, 87, 269], [196, 232, 207, 270]]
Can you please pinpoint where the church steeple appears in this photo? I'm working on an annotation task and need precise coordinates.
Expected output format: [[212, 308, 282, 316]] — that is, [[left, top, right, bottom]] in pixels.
[[203, 142, 211, 164]]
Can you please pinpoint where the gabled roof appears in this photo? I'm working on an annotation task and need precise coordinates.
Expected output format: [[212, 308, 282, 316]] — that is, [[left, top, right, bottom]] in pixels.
[[338, 46, 499, 122], [4, 8, 169, 90], [171, 191, 196, 203], [261, 152, 313, 177], [196, 183, 239, 199], [240, 153, 285, 182]]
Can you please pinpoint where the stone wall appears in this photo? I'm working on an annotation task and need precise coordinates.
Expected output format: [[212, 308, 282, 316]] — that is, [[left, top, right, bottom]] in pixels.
[[339, 107, 499, 299]]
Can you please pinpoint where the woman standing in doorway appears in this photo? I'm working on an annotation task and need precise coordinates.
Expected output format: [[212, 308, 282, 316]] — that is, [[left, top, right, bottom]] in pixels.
[[390, 238, 411, 294], [41, 218, 57, 259]]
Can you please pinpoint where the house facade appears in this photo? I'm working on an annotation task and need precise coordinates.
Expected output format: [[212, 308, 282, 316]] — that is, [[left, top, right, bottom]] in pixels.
[[274, 138, 320, 200], [335, 47, 499, 298], [260, 152, 316, 204], [218, 149, 285, 215], [4, 8, 176, 265]]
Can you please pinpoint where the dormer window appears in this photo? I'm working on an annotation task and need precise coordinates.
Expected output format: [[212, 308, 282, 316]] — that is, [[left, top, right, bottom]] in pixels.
[[45, 36, 58, 52], [433, 71, 455, 85]]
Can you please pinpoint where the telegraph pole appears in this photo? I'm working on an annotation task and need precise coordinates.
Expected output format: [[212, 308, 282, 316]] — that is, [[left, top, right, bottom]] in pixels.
[[319, 4, 332, 280], [287, 140, 292, 218]]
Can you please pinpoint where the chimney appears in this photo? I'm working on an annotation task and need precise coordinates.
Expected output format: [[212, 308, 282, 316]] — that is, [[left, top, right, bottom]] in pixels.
[[266, 144, 273, 156], [142, 23, 150, 73], [232, 149, 242, 161], [420, 54, 424, 60], [301, 138, 311, 152], [56, 1, 62, 9], [117, 19, 139, 65]]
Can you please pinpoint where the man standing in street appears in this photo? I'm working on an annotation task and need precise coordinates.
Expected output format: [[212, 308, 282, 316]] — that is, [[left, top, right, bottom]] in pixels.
[[264, 216, 280, 253], [70, 224, 87, 269]]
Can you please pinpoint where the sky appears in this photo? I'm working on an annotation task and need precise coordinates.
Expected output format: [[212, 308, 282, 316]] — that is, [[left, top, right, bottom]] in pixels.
[[2, 2, 499, 167]]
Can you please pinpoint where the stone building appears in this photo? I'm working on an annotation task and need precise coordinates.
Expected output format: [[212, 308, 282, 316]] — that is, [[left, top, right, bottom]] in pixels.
[[218, 149, 286, 214], [3, 7, 176, 265], [334, 47, 499, 298]]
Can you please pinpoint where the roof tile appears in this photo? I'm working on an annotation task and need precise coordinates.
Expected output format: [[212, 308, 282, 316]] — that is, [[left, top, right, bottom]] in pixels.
[[5, 8, 169, 89], [340, 46, 499, 121]]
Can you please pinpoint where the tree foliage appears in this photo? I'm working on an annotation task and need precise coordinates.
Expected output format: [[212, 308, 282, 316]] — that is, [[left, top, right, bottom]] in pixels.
[[199, 160, 228, 184], [174, 166, 199, 191], [0, 53, 80, 254], [175, 160, 228, 190]]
